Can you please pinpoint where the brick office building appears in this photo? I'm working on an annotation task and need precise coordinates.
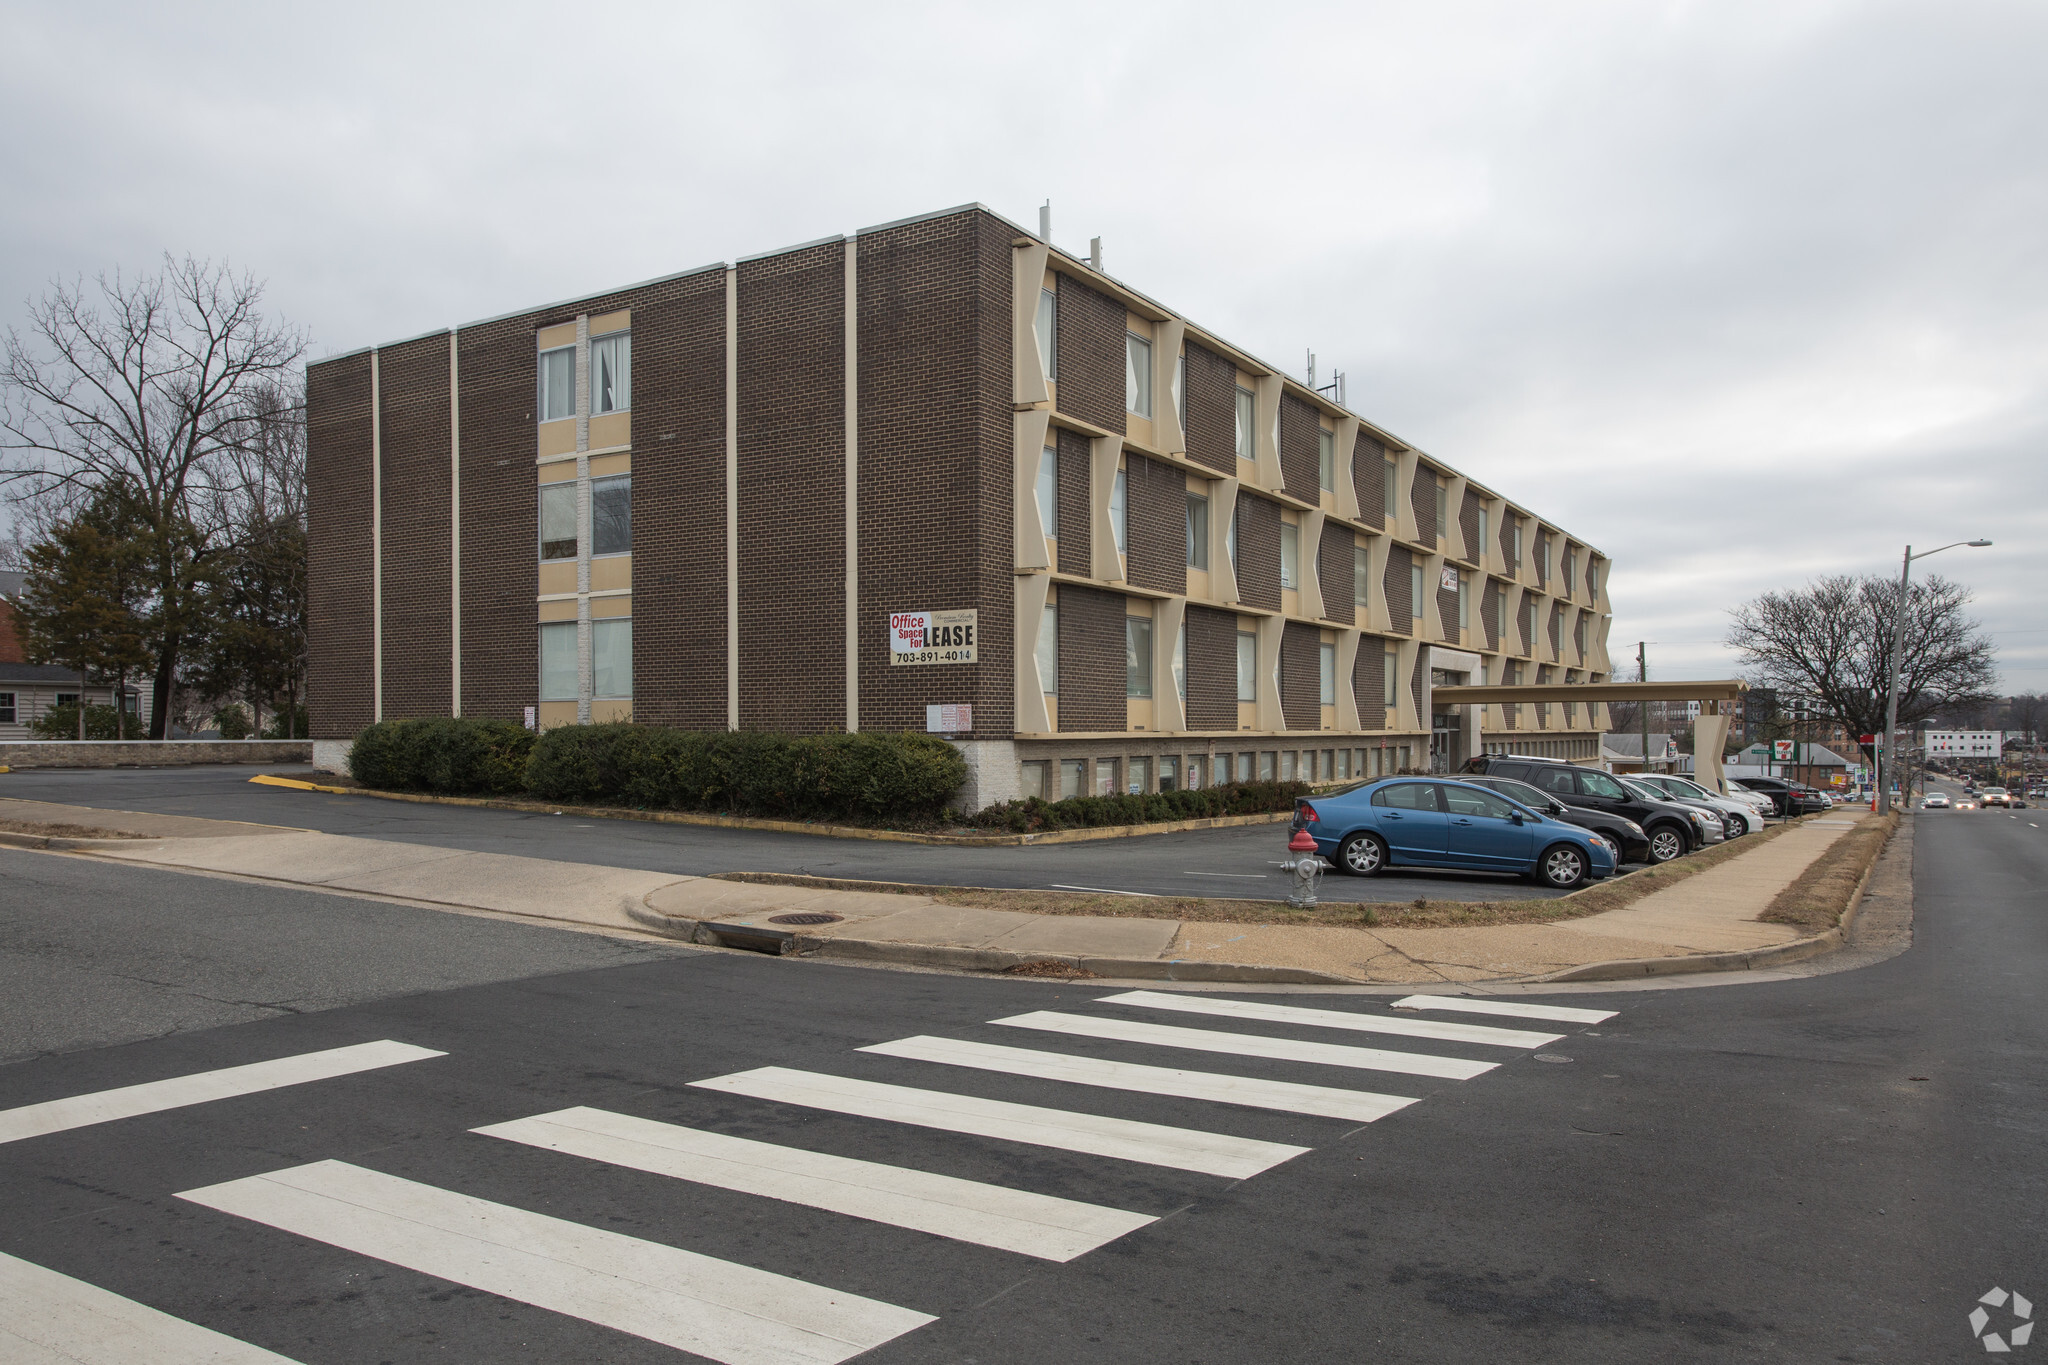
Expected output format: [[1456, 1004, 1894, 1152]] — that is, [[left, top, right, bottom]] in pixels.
[[306, 204, 1614, 806]]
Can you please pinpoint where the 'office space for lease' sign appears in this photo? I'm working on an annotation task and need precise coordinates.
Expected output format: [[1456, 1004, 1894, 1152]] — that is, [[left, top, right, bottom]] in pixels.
[[889, 610, 977, 666]]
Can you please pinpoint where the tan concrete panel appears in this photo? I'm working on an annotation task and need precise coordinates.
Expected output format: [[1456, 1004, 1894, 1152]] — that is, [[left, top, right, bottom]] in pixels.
[[588, 452, 630, 478], [590, 594, 632, 618], [537, 599, 578, 622], [538, 461, 576, 485], [538, 701, 579, 729], [538, 561, 577, 596], [588, 412, 630, 450], [589, 310, 630, 336], [537, 323, 576, 351], [538, 418, 576, 458], [1015, 572, 1052, 734], [1127, 697, 1155, 733], [591, 699, 632, 723], [590, 555, 631, 592], [1013, 241, 1052, 406], [1014, 408, 1052, 568]]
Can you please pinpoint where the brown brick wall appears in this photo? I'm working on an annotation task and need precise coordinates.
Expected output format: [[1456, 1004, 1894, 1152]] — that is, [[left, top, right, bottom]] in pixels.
[[1056, 584, 1125, 731], [1278, 394, 1322, 504], [621, 270, 730, 729], [1354, 636, 1388, 730], [1574, 612, 1587, 658], [856, 209, 1014, 737], [449, 315, 540, 725], [1182, 341, 1237, 474], [306, 352, 374, 739], [1054, 274, 1125, 435], [1234, 493, 1281, 612], [1055, 427, 1092, 576], [1500, 513, 1518, 570], [374, 333, 453, 721], [1459, 489, 1482, 563], [738, 241, 844, 733], [1356, 434, 1390, 523], [1412, 463, 1440, 544], [1280, 621, 1321, 730], [1550, 601, 1564, 655], [1384, 544, 1412, 631], [1183, 604, 1239, 731], [1123, 453, 1186, 596], [1318, 523, 1355, 620]]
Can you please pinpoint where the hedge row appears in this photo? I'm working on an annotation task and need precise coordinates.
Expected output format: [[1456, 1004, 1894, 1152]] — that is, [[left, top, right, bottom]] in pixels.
[[347, 718, 967, 822], [965, 781, 1312, 832]]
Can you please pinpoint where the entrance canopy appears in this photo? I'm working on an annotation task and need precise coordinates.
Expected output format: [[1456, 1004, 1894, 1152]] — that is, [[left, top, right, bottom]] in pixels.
[[1430, 678, 1749, 793]]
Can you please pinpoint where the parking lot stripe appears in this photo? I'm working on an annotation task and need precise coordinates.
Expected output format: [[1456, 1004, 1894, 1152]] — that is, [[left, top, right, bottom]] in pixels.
[[1096, 990, 1563, 1049], [474, 1107, 1153, 1262], [691, 1067, 1305, 1179], [177, 1160, 934, 1365], [0, 1250, 303, 1363], [0, 1041, 444, 1146], [989, 1012, 1495, 1080]]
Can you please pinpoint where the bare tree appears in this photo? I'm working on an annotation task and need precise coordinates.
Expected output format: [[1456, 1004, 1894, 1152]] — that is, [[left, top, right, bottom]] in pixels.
[[1, 257, 306, 736], [2008, 694, 2046, 747], [1726, 572, 1998, 745]]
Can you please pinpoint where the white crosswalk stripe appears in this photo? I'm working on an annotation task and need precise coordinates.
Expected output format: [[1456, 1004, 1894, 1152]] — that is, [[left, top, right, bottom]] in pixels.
[[990, 1010, 1497, 1080], [177, 1160, 935, 1365], [691, 1066, 1308, 1178], [0, 1250, 303, 1364], [0, 1041, 444, 1146], [1389, 995, 1616, 1024], [862, 1034, 1419, 1123], [1097, 990, 1564, 1048], [475, 1106, 1154, 1262]]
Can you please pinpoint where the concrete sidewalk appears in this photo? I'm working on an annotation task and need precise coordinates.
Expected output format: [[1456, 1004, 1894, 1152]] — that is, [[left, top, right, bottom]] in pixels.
[[0, 795, 1876, 985]]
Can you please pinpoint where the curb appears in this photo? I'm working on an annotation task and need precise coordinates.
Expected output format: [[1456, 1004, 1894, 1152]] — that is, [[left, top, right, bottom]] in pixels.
[[0, 829, 166, 852], [248, 776, 1294, 846]]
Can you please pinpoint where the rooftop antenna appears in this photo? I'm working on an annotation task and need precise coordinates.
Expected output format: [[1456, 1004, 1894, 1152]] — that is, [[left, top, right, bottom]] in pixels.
[[1089, 236, 1102, 272], [1306, 349, 1316, 388], [1038, 201, 1051, 242]]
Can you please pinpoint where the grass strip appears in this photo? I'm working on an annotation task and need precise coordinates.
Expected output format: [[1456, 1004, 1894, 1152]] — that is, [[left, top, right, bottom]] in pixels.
[[1758, 810, 1898, 930]]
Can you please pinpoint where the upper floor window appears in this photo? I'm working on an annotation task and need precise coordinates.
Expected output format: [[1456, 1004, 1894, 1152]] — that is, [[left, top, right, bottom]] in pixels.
[[1477, 507, 1489, 559], [1174, 621, 1187, 702], [1512, 522, 1524, 566], [1234, 387, 1254, 461], [1410, 561, 1424, 619], [1384, 645, 1400, 709], [592, 474, 631, 556], [1185, 490, 1208, 568], [1588, 562, 1600, 596], [0, 692, 14, 724], [591, 332, 631, 414], [1037, 445, 1058, 539], [1126, 617, 1154, 698], [1036, 288, 1057, 380], [1457, 572, 1470, 629], [1564, 551, 1578, 593], [1319, 641, 1337, 706], [1110, 466, 1128, 555], [1280, 522, 1300, 590], [1435, 482, 1448, 543], [1036, 603, 1058, 695], [538, 346, 575, 422], [1317, 430, 1335, 493], [1126, 333, 1153, 418], [539, 482, 576, 560], [1236, 631, 1257, 702], [1353, 544, 1369, 608], [1383, 458, 1398, 520]]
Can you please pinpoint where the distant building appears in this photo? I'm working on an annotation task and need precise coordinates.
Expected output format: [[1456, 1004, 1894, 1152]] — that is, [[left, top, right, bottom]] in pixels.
[[1926, 730, 2002, 760]]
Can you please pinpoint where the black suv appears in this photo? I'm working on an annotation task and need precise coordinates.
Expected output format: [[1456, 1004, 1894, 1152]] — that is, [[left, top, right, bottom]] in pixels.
[[1457, 774, 1654, 865], [1458, 756, 1712, 863], [1733, 776, 1825, 818]]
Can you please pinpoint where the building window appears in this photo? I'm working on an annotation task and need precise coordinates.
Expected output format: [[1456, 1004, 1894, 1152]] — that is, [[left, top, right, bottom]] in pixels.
[[1110, 466, 1128, 555], [539, 483, 576, 561], [1258, 751, 1276, 781], [1280, 522, 1299, 589], [1059, 758, 1084, 799], [1096, 758, 1120, 797], [1353, 544, 1369, 609], [1185, 491, 1208, 568], [1174, 353, 1186, 429], [1126, 333, 1153, 418], [1126, 617, 1153, 698], [1588, 562, 1600, 596], [1174, 621, 1187, 702], [1226, 503, 1239, 571], [1383, 458, 1398, 520], [1477, 507, 1489, 560], [1236, 631, 1257, 702], [1434, 482, 1448, 543], [1037, 445, 1058, 539], [1496, 588, 1507, 643], [1128, 756, 1151, 794], [591, 474, 631, 557], [1234, 386, 1254, 462], [1457, 572, 1470, 630], [1281, 751, 1295, 781], [1512, 522, 1523, 566], [1020, 760, 1049, 798], [1410, 562, 1424, 620], [1319, 641, 1337, 706], [1317, 430, 1335, 493], [1564, 552, 1577, 593], [1384, 645, 1399, 710], [593, 618, 632, 698], [538, 345, 575, 422], [539, 622, 578, 702], [591, 331, 630, 415], [0, 692, 14, 724], [1160, 754, 1181, 792], [1037, 604, 1058, 695], [1037, 287, 1056, 380]]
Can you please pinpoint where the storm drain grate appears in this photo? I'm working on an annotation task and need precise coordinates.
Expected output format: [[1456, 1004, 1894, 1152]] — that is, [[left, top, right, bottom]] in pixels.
[[768, 912, 843, 926]]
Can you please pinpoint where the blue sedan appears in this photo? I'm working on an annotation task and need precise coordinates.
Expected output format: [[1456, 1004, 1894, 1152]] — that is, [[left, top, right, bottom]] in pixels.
[[1300, 778, 1617, 889]]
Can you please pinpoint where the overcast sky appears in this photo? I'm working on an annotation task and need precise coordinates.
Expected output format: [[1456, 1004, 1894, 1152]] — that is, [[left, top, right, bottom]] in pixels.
[[4, 0, 2043, 689]]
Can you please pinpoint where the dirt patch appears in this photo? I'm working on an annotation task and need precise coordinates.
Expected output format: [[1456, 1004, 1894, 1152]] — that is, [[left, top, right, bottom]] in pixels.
[[0, 818, 155, 841], [1759, 811, 1897, 930], [1002, 959, 1103, 979], [712, 822, 1823, 930]]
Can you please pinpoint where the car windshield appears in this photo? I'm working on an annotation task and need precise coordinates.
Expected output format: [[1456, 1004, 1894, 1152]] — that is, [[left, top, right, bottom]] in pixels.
[[1473, 777, 1555, 810], [1620, 779, 1669, 802]]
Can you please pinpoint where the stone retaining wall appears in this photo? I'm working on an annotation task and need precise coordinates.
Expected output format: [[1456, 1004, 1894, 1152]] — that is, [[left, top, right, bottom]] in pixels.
[[0, 740, 312, 769]]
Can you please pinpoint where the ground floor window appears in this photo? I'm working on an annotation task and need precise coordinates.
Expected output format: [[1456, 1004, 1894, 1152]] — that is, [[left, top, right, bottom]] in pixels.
[[1060, 759, 1085, 800], [1095, 758, 1120, 796], [539, 622, 577, 701], [1020, 760, 1048, 798], [0, 693, 13, 724], [1258, 751, 1276, 781], [593, 618, 632, 699], [1127, 756, 1150, 794], [1159, 754, 1180, 792]]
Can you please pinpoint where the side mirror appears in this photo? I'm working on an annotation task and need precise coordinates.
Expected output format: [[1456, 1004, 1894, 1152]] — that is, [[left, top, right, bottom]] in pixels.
[[1510, 812, 1525, 824]]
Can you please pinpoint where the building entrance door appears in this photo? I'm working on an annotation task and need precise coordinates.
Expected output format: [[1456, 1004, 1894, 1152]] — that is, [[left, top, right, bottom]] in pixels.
[[1431, 710, 1460, 773]]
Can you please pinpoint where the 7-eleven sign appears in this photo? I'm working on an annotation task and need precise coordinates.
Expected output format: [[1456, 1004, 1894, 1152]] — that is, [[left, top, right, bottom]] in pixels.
[[1773, 740, 1796, 761]]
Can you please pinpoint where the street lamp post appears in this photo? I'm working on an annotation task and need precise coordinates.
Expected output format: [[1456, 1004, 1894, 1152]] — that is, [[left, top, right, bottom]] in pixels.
[[1880, 539, 1992, 811]]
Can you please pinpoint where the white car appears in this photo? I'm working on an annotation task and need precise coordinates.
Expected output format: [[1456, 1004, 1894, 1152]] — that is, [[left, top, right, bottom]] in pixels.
[[1634, 775, 1768, 836], [1921, 792, 1950, 809], [1722, 780, 1779, 818]]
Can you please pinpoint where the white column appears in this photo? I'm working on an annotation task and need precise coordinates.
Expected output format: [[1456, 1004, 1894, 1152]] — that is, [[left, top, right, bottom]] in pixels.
[[725, 268, 740, 730], [448, 329, 461, 717], [369, 348, 382, 723], [844, 238, 860, 732]]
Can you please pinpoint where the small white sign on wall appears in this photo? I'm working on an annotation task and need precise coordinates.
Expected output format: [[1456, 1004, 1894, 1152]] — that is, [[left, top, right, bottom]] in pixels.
[[926, 703, 972, 733]]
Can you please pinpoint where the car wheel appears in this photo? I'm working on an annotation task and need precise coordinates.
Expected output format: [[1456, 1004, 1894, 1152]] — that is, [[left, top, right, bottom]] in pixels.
[[1646, 825, 1688, 863], [1538, 843, 1588, 889], [1336, 831, 1388, 877]]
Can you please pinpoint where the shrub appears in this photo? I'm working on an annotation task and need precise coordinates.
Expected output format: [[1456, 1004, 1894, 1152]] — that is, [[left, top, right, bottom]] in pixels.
[[29, 702, 130, 741], [522, 726, 968, 823], [348, 717, 536, 794], [212, 704, 252, 739], [966, 779, 1311, 832]]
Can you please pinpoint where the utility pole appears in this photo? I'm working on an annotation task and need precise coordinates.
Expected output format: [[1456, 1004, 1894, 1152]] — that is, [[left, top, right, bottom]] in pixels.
[[1639, 642, 1649, 776]]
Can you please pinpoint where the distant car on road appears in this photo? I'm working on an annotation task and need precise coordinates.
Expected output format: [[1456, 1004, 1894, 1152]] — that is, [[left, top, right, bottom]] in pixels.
[[1299, 778, 1617, 889], [1980, 786, 2011, 808], [1955, 796, 1978, 811], [1921, 793, 1950, 809]]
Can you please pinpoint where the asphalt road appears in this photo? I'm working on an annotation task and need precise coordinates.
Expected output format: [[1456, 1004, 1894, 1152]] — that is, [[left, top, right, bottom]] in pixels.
[[0, 798, 2040, 1362], [0, 764, 1572, 903]]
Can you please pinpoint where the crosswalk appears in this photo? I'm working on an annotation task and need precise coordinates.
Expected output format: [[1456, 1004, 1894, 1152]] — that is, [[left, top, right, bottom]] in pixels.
[[1, 989, 1616, 1361]]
